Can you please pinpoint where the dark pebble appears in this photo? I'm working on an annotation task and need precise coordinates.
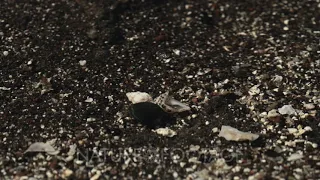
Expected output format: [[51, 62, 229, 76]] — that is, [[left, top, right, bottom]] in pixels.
[[265, 149, 281, 157]]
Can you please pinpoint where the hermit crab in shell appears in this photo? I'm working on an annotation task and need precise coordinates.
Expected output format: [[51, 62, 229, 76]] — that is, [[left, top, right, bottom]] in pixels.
[[126, 91, 191, 128]]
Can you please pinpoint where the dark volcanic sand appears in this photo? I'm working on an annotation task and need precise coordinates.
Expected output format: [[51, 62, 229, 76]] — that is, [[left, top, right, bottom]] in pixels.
[[0, 0, 319, 179]]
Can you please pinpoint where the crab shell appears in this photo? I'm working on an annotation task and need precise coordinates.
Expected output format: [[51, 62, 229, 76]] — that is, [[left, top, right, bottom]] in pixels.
[[154, 91, 191, 113], [126, 92, 153, 104], [129, 102, 174, 128]]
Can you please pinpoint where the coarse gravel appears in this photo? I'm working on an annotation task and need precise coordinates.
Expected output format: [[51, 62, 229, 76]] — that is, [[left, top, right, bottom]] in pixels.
[[0, 0, 319, 179]]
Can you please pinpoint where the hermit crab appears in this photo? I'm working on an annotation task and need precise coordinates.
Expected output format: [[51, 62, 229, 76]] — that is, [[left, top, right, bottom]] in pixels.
[[126, 91, 190, 128]]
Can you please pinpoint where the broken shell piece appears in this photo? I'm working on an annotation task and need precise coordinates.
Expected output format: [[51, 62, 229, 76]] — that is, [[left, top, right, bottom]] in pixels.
[[65, 144, 77, 162], [24, 142, 59, 155], [154, 91, 190, 113], [267, 109, 280, 118], [287, 153, 303, 161], [303, 103, 315, 110], [153, 127, 177, 137], [271, 75, 283, 87], [248, 85, 260, 96], [126, 92, 153, 104], [278, 105, 297, 115], [218, 126, 259, 141]]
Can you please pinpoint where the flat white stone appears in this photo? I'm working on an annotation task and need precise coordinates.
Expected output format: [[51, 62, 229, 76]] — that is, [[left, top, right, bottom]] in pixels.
[[218, 125, 259, 141]]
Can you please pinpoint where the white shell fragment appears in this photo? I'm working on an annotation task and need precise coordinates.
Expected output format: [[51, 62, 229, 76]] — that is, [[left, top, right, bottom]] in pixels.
[[173, 49, 180, 56], [126, 91, 153, 104], [278, 105, 297, 115], [84, 97, 94, 103], [287, 153, 304, 161], [218, 126, 259, 141], [0, 87, 11, 91], [212, 127, 219, 133], [65, 144, 77, 162], [267, 109, 280, 118], [248, 85, 260, 96], [24, 142, 59, 155], [154, 91, 190, 113], [153, 127, 177, 137], [303, 103, 315, 110], [272, 75, 283, 86]]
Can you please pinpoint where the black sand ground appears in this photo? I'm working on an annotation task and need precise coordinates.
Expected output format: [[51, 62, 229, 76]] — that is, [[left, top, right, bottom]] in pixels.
[[0, 0, 319, 179]]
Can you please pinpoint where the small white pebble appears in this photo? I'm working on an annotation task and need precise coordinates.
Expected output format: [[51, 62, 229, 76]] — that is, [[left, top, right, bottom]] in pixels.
[[173, 49, 180, 56], [46, 171, 53, 178], [79, 60, 87, 66], [243, 168, 251, 173], [75, 160, 83, 165], [294, 168, 303, 173], [233, 166, 241, 172], [62, 169, 73, 179], [189, 145, 200, 151], [180, 162, 186, 168], [212, 127, 219, 133], [173, 172, 178, 178], [312, 143, 318, 148], [91, 171, 101, 180], [280, 135, 287, 140], [287, 128, 298, 134], [233, 176, 240, 180], [283, 26, 289, 31], [85, 97, 94, 103], [3, 51, 9, 56], [113, 136, 120, 140], [304, 126, 312, 131], [154, 128, 177, 137], [87, 117, 96, 122], [260, 112, 267, 117]]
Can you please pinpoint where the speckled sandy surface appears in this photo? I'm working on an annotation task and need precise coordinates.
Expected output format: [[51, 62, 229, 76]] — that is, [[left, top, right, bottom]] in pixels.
[[0, 0, 319, 179]]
